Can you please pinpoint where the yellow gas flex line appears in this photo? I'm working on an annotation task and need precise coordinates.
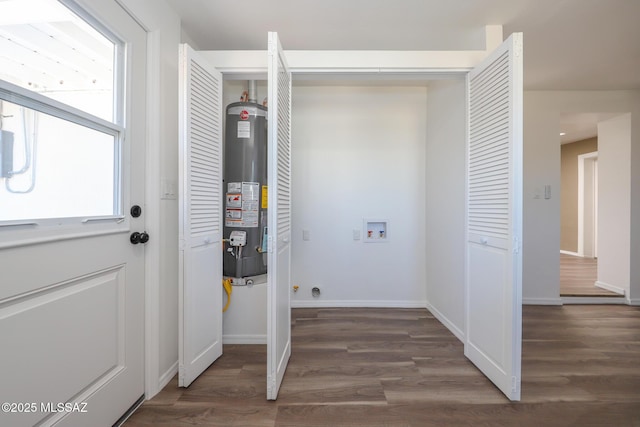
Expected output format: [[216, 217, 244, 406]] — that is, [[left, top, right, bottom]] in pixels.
[[222, 278, 233, 312]]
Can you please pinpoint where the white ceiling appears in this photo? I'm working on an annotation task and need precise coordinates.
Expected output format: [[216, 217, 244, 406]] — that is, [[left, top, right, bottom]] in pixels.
[[559, 113, 621, 144], [164, 0, 640, 91], [165, 0, 640, 143]]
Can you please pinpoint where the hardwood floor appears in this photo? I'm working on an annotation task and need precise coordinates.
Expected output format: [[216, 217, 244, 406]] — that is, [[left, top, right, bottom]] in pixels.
[[560, 253, 620, 297], [124, 306, 640, 427]]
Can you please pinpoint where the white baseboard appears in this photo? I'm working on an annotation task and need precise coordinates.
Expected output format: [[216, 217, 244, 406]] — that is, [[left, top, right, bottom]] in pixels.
[[562, 296, 628, 305], [560, 250, 580, 257], [523, 297, 563, 305], [223, 334, 267, 344], [425, 302, 464, 342], [291, 300, 427, 309], [628, 297, 640, 306], [595, 281, 626, 296], [158, 361, 178, 392]]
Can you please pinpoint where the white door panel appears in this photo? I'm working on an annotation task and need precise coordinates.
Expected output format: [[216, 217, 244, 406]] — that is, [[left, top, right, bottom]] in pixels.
[[0, 0, 146, 425], [178, 44, 224, 387], [1, 265, 126, 427], [267, 31, 292, 400], [465, 32, 523, 401], [468, 244, 508, 364]]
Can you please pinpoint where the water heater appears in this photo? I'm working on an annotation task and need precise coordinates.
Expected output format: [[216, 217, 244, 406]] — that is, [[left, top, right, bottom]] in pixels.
[[223, 97, 268, 278]]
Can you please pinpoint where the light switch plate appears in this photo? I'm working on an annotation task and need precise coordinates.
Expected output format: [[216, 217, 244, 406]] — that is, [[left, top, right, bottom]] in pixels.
[[161, 178, 177, 200]]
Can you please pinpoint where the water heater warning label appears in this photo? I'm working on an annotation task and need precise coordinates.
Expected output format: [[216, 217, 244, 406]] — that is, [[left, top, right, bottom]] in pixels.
[[225, 209, 242, 219], [228, 182, 242, 193], [237, 121, 250, 139], [226, 194, 242, 208], [225, 182, 260, 228]]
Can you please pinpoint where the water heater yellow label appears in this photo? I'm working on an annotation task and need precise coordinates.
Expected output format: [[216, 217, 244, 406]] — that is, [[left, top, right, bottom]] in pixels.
[[261, 186, 268, 209]]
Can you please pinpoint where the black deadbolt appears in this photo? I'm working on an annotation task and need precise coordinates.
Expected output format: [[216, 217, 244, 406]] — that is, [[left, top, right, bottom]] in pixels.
[[130, 205, 142, 218]]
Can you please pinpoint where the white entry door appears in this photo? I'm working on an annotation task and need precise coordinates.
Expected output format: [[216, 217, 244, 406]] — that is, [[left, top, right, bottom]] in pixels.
[[178, 44, 224, 387], [0, 0, 146, 426], [266, 31, 292, 400], [465, 33, 523, 401]]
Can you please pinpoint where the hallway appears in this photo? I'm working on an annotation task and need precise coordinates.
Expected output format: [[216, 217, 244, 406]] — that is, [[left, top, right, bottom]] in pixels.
[[560, 253, 620, 297]]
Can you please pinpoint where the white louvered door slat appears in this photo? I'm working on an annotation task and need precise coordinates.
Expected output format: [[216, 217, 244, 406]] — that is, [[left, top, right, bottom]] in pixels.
[[267, 32, 292, 401], [178, 44, 223, 387], [464, 33, 523, 401]]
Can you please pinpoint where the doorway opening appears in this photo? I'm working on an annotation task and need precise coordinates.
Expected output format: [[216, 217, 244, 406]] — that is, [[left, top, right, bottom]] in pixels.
[[559, 112, 629, 300]]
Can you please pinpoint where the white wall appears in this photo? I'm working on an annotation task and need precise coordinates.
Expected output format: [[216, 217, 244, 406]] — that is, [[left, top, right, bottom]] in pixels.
[[290, 85, 428, 307], [597, 114, 631, 295], [523, 91, 640, 305], [522, 92, 561, 304], [424, 79, 467, 339], [222, 281, 268, 343]]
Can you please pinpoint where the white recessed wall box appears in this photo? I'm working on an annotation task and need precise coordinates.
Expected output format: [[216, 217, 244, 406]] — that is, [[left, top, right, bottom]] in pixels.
[[363, 219, 388, 243]]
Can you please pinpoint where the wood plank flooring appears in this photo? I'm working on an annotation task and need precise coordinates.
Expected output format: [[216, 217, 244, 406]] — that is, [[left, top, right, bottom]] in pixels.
[[560, 253, 620, 297], [124, 306, 640, 427]]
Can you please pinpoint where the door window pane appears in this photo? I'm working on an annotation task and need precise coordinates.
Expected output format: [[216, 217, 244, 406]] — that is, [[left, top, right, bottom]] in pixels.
[[0, 0, 116, 122], [0, 100, 118, 221]]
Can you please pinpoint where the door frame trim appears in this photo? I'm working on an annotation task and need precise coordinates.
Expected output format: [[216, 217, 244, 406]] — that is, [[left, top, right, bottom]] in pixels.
[[143, 28, 163, 398], [115, 0, 168, 399], [577, 151, 598, 258], [116, 1, 183, 399]]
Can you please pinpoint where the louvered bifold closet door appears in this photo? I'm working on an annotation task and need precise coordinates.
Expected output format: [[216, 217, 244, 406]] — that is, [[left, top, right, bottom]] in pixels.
[[178, 44, 223, 387], [464, 33, 523, 401], [266, 32, 292, 400]]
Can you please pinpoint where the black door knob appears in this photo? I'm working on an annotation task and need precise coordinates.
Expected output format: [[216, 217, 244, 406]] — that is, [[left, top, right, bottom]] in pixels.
[[130, 232, 150, 244], [130, 232, 141, 244]]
